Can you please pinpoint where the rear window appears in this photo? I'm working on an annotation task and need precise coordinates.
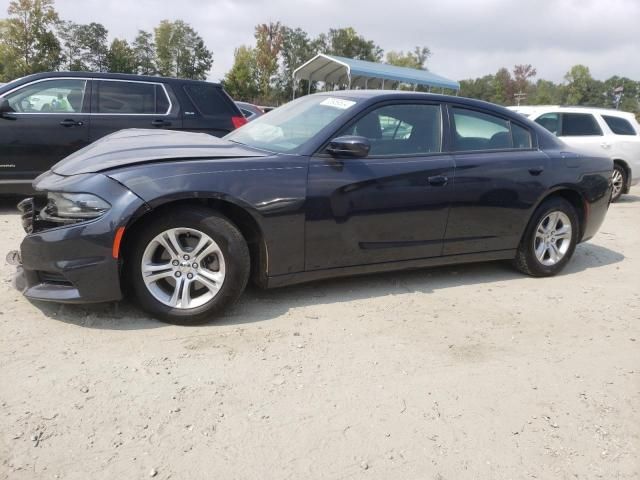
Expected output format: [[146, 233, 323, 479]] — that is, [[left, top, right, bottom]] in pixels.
[[561, 113, 602, 136], [602, 115, 637, 136], [183, 84, 233, 116], [96, 81, 170, 114]]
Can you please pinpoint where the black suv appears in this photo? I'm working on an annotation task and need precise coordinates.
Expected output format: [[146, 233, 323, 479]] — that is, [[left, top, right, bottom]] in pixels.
[[0, 72, 246, 194]]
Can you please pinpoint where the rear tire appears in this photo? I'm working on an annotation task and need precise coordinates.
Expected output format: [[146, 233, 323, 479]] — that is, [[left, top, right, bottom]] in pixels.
[[611, 164, 626, 202], [127, 206, 250, 325], [513, 197, 579, 277]]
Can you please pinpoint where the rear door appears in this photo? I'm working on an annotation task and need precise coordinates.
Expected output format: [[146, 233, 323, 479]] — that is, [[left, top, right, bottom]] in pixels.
[[88, 79, 180, 142], [0, 78, 90, 186], [444, 105, 549, 254], [180, 83, 241, 136], [535, 111, 608, 156]]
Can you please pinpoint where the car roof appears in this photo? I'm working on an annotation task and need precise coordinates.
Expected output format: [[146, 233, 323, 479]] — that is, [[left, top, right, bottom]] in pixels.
[[509, 104, 637, 120], [0, 71, 222, 90], [312, 89, 525, 118]]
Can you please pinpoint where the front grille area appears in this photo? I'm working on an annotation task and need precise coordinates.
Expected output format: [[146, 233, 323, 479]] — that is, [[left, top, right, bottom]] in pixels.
[[37, 271, 73, 286]]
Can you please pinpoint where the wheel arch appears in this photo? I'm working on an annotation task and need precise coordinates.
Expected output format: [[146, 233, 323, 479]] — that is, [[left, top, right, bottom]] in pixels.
[[119, 195, 269, 287], [612, 159, 631, 193], [524, 187, 587, 243]]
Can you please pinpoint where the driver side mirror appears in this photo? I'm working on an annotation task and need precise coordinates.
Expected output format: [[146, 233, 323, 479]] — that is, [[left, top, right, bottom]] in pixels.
[[0, 98, 16, 119], [326, 136, 371, 158]]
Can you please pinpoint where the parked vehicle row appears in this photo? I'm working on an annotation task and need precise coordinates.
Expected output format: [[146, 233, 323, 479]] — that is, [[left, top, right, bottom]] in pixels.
[[509, 105, 640, 201], [0, 72, 247, 194], [12, 91, 612, 324]]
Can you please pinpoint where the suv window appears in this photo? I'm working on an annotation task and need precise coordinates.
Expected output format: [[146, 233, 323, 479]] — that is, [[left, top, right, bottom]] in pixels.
[[602, 115, 637, 136], [5, 79, 87, 113], [342, 104, 441, 156], [452, 107, 532, 151], [561, 113, 602, 136], [95, 80, 170, 114], [535, 112, 560, 135], [184, 84, 233, 115]]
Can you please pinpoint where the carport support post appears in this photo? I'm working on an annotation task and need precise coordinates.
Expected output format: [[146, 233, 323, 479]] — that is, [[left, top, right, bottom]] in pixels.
[[308, 76, 312, 95]]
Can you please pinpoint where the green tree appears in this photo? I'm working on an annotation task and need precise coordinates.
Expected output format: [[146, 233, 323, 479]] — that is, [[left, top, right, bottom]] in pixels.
[[223, 45, 259, 101], [254, 22, 283, 102], [0, 0, 61, 79], [58, 21, 108, 71], [323, 27, 383, 62], [529, 79, 562, 105], [491, 67, 515, 104], [277, 26, 314, 100], [564, 64, 605, 106], [385, 46, 430, 69], [458, 74, 495, 101], [106, 38, 136, 73], [154, 20, 212, 79], [132, 30, 156, 75]]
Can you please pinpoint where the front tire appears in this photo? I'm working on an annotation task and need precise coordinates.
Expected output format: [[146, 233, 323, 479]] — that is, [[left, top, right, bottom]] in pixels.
[[127, 207, 250, 325], [514, 197, 579, 277], [611, 164, 626, 202]]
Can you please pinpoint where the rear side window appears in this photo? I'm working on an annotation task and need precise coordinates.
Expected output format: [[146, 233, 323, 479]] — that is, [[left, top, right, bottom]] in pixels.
[[452, 107, 531, 151], [602, 115, 637, 135], [183, 84, 233, 116], [561, 113, 602, 136], [96, 81, 170, 114]]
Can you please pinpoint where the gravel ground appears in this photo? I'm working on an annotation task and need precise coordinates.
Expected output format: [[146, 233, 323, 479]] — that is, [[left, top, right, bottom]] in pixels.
[[0, 189, 638, 480]]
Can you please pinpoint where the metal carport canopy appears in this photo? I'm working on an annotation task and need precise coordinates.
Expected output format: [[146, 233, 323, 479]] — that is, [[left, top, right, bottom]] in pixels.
[[293, 53, 460, 92]]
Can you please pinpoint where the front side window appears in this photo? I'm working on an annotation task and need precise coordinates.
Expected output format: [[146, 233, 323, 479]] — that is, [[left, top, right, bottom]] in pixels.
[[602, 115, 637, 136], [452, 107, 531, 151], [96, 81, 169, 114], [341, 104, 442, 156], [561, 113, 602, 136], [5, 79, 87, 113]]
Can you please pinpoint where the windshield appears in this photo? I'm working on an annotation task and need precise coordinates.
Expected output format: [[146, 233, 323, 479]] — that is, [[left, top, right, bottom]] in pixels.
[[225, 94, 360, 153]]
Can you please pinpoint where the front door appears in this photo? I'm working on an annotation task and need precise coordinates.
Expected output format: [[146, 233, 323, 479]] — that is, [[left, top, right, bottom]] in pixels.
[[0, 78, 90, 186], [88, 79, 180, 142], [305, 102, 454, 270]]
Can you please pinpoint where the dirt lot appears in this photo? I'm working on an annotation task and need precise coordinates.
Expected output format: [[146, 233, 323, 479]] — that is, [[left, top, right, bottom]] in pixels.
[[0, 189, 638, 480]]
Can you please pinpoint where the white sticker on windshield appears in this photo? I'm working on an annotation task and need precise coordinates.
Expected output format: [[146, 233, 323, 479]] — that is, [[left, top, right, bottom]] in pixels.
[[320, 98, 356, 110]]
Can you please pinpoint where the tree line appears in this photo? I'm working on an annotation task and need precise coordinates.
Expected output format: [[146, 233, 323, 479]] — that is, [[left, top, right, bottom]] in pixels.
[[1, 0, 639, 118], [0, 0, 212, 82]]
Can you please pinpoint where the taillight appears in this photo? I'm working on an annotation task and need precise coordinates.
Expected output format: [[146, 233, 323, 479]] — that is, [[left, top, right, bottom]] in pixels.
[[232, 116, 248, 129]]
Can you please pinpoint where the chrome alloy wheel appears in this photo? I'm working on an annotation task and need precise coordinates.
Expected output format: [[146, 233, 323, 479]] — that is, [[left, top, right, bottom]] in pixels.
[[141, 228, 226, 309], [611, 168, 624, 200], [533, 211, 572, 267]]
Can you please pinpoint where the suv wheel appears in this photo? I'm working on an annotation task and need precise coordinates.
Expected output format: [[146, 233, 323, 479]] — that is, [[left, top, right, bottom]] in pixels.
[[514, 197, 579, 277], [128, 207, 250, 324], [611, 164, 626, 202]]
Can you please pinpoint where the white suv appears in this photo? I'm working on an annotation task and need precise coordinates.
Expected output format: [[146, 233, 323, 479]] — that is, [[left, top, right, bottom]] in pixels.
[[509, 105, 640, 201]]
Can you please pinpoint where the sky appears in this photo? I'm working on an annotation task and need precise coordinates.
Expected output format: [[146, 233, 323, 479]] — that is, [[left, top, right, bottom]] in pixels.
[[2, 0, 639, 83]]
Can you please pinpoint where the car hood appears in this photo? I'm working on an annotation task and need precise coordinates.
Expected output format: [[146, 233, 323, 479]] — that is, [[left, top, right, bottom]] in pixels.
[[52, 128, 268, 175]]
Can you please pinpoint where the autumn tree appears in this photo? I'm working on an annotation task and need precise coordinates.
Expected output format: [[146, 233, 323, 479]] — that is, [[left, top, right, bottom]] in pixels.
[[254, 22, 283, 101]]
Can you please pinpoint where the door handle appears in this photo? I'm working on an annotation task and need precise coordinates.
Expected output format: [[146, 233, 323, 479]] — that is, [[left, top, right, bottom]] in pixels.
[[427, 175, 448, 186], [600, 142, 611, 149], [151, 119, 172, 127], [59, 119, 83, 127], [528, 166, 544, 176]]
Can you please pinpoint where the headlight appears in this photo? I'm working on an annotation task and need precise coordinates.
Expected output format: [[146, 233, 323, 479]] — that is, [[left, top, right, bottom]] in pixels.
[[40, 192, 111, 223]]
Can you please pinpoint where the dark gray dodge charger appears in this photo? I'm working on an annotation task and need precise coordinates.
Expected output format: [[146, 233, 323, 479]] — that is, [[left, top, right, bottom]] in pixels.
[[12, 91, 613, 324]]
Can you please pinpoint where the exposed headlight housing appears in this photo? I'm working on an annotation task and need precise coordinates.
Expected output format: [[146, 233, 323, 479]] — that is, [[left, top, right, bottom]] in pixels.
[[40, 192, 111, 223]]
